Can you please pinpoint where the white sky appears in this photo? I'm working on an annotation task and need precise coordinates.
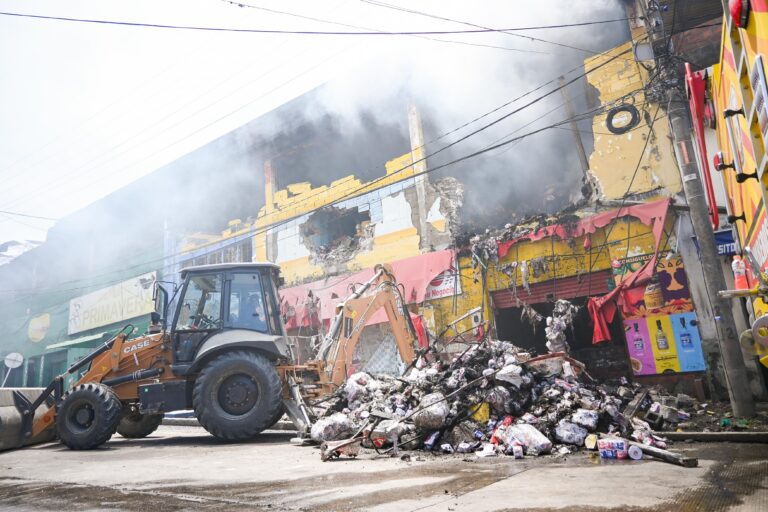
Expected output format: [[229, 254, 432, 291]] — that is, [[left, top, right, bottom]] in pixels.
[[0, 0, 624, 243]]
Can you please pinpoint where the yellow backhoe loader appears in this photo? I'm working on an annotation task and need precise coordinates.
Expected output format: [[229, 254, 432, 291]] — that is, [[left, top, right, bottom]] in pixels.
[[0, 262, 418, 451]]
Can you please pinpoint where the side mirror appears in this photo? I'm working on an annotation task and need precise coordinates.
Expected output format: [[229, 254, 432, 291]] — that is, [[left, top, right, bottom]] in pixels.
[[153, 283, 169, 330]]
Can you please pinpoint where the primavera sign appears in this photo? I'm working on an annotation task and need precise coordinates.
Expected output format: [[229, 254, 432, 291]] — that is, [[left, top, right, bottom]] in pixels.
[[68, 272, 156, 335]]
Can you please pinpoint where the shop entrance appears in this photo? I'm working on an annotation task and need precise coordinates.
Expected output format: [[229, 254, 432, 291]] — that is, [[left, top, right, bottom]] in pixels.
[[492, 271, 633, 380]]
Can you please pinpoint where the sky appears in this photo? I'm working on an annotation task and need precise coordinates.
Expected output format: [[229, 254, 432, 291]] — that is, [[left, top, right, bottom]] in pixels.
[[0, 0, 627, 243]]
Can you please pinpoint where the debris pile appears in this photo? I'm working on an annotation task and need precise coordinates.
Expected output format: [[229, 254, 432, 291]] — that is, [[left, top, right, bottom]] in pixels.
[[312, 339, 678, 459]]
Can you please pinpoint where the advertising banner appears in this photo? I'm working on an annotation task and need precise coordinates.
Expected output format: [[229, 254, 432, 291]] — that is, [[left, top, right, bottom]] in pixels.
[[623, 318, 656, 376], [424, 266, 461, 301], [68, 272, 156, 335], [616, 253, 705, 375]]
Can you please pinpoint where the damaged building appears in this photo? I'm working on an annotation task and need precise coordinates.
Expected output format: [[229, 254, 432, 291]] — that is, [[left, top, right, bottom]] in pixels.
[[170, 3, 765, 402], [3, 0, 764, 407]]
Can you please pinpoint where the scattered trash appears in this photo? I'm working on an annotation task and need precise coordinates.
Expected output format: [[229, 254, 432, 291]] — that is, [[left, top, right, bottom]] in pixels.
[[628, 445, 644, 460], [597, 438, 629, 459], [475, 443, 498, 458], [311, 338, 707, 465], [311, 413, 354, 442]]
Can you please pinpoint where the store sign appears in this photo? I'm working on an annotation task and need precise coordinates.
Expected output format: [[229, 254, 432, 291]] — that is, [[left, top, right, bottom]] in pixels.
[[750, 55, 768, 152], [749, 213, 768, 272], [715, 230, 738, 256], [68, 272, 156, 335], [424, 267, 461, 301]]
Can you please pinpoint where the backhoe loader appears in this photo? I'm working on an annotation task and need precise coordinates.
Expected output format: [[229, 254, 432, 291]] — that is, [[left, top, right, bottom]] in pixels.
[[0, 262, 418, 450]]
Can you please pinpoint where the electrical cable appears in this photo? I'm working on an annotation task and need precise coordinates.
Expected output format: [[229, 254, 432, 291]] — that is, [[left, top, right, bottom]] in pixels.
[[0, 102, 633, 298], [0, 209, 58, 221], [0, 10, 632, 36], [220, 0, 550, 54], [0, 20, 307, 190], [0, 38, 644, 295], [571, 104, 663, 296], [1, 42, 636, 214], [360, 0, 605, 56]]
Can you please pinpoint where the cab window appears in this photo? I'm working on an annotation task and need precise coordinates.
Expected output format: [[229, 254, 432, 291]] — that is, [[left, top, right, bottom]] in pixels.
[[177, 274, 222, 330], [226, 273, 268, 333]]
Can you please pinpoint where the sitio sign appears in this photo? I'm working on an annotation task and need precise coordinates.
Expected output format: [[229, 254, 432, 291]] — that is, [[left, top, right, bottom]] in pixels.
[[68, 272, 156, 335]]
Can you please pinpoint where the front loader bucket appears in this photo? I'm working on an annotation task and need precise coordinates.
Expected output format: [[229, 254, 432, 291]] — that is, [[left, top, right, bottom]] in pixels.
[[0, 388, 55, 451]]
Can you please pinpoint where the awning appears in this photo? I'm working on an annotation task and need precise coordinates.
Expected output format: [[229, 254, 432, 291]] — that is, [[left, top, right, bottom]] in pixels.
[[492, 270, 613, 308], [279, 249, 455, 330], [46, 332, 107, 351], [498, 199, 673, 258]]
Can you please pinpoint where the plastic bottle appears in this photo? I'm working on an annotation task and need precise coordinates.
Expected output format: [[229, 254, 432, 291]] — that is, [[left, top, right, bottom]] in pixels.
[[732, 255, 749, 290], [632, 323, 644, 350], [643, 276, 664, 310], [679, 317, 692, 348], [655, 320, 669, 350]]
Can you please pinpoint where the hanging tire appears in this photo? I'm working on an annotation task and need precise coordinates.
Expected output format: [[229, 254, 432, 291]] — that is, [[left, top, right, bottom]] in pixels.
[[117, 409, 163, 438], [192, 350, 283, 441], [56, 383, 122, 450], [606, 104, 640, 134]]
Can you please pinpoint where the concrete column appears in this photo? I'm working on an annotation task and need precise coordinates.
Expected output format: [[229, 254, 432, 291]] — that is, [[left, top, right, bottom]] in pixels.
[[263, 159, 279, 262], [408, 104, 431, 250]]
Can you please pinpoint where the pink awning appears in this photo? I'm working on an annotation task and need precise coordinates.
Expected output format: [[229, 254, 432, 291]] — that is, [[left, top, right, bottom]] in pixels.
[[279, 249, 455, 330], [498, 198, 672, 259]]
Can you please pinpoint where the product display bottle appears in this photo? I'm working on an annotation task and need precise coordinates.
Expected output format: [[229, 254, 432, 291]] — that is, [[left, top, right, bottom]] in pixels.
[[655, 319, 669, 350], [643, 275, 664, 310], [679, 317, 692, 348], [732, 255, 749, 290], [632, 323, 644, 350]]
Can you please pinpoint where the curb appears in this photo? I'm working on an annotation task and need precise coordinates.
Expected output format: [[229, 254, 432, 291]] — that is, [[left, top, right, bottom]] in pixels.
[[162, 417, 297, 431], [659, 431, 768, 443]]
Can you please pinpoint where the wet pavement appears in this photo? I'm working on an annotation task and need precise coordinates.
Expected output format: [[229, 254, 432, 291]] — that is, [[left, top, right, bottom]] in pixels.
[[0, 426, 766, 511]]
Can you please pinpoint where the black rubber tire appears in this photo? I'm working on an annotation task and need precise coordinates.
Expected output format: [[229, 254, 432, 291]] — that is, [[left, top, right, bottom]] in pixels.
[[192, 351, 283, 441], [56, 382, 122, 450], [117, 410, 163, 439]]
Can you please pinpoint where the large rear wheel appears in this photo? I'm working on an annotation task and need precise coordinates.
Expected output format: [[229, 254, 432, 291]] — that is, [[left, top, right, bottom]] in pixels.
[[192, 351, 283, 440], [117, 409, 163, 438], [56, 383, 122, 450]]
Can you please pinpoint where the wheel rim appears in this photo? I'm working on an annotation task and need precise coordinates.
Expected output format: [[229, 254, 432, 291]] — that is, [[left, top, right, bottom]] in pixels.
[[217, 374, 259, 416], [66, 399, 96, 434]]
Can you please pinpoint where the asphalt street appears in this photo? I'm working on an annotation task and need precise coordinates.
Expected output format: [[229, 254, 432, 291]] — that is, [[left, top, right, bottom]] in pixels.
[[0, 425, 766, 511]]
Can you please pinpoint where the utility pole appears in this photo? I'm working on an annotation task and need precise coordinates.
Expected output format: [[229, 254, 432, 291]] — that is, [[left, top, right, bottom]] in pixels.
[[559, 76, 590, 174], [667, 90, 756, 418]]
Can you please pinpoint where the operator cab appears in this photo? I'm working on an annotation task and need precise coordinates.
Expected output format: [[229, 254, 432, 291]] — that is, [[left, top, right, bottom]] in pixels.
[[160, 263, 284, 364]]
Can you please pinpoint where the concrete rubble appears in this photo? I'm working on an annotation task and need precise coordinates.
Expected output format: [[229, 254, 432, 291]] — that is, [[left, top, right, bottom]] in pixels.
[[311, 339, 697, 462]]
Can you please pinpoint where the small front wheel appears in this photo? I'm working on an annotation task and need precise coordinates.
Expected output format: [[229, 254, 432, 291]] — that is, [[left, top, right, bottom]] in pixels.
[[56, 383, 122, 450]]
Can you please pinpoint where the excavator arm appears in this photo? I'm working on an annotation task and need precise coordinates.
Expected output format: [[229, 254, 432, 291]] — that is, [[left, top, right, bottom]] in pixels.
[[316, 264, 418, 386]]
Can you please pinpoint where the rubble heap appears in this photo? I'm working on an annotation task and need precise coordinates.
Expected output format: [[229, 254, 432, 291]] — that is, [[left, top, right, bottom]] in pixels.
[[311, 339, 672, 458]]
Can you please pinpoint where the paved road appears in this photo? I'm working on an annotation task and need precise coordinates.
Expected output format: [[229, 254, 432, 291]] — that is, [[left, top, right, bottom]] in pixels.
[[0, 426, 766, 511]]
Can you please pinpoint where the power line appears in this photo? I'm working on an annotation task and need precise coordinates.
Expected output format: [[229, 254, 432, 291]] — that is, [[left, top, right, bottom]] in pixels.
[[360, 0, 602, 55], [0, 100, 638, 298], [2, 45, 637, 298], [0, 209, 57, 221], [220, 0, 548, 54], [0, 10, 632, 36], [1, 44, 352, 211], [0, 41, 639, 294]]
